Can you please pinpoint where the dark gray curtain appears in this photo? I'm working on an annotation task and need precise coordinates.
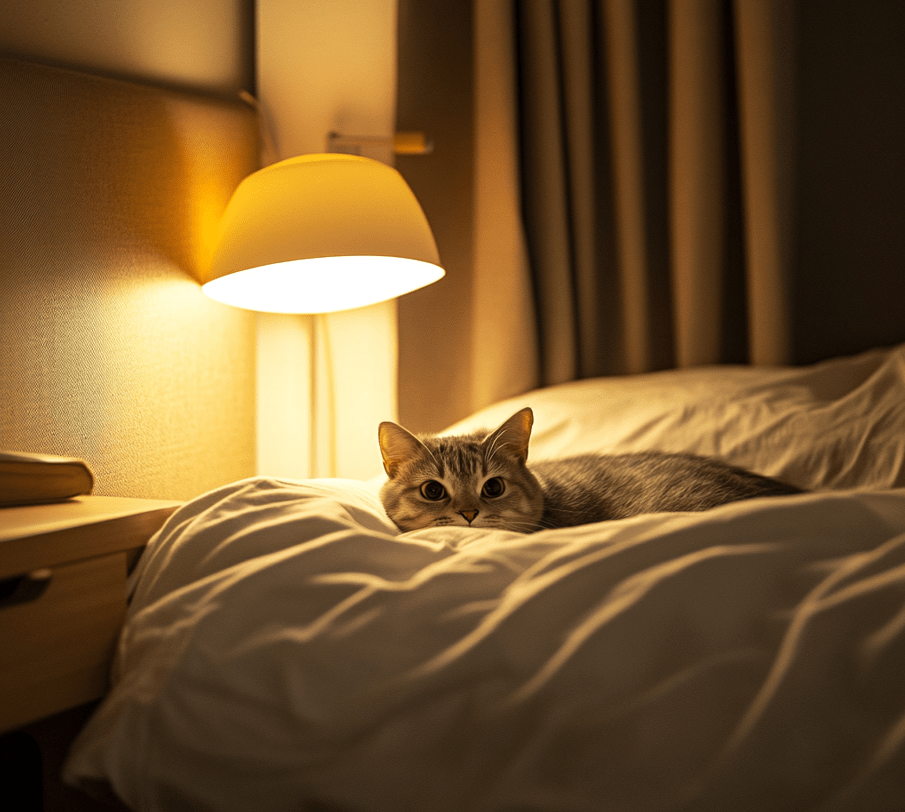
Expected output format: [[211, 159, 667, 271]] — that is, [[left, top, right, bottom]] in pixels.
[[508, 0, 905, 388], [514, 0, 780, 386], [395, 0, 905, 430]]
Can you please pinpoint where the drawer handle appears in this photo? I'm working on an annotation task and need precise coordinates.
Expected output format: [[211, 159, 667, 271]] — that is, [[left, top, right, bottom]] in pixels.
[[0, 569, 53, 608]]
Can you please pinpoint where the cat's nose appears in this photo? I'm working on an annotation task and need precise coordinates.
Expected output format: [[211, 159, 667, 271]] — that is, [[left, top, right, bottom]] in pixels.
[[459, 509, 479, 524]]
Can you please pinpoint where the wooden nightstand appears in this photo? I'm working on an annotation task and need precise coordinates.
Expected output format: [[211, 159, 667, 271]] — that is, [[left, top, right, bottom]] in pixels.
[[0, 496, 179, 734]]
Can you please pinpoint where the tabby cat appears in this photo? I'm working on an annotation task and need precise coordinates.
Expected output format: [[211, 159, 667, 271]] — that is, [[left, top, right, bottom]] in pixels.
[[378, 407, 801, 532]]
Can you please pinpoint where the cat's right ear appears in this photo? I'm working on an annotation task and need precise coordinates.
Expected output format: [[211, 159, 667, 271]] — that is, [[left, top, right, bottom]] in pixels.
[[378, 421, 426, 478]]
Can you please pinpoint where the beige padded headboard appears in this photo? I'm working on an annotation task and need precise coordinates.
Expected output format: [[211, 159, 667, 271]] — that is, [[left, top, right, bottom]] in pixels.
[[0, 58, 259, 501]]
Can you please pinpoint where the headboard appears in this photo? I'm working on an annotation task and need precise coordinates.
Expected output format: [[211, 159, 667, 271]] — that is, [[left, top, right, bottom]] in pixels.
[[0, 58, 259, 501]]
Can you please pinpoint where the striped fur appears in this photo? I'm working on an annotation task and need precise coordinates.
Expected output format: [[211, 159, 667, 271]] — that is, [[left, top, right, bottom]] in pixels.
[[378, 408, 801, 533]]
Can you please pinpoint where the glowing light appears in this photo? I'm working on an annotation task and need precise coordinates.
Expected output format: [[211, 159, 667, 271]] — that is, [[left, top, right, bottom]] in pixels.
[[203, 255, 444, 313], [203, 153, 443, 314]]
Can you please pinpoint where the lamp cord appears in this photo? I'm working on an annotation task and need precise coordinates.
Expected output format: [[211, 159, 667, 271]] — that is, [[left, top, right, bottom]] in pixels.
[[309, 315, 338, 478]]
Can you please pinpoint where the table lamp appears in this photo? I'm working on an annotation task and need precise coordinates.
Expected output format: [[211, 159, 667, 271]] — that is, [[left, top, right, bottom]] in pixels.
[[203, 153, 444, 313]]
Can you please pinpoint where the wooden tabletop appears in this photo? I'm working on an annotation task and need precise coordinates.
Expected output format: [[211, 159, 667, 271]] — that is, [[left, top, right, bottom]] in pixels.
[[0, 496, 180, 578]]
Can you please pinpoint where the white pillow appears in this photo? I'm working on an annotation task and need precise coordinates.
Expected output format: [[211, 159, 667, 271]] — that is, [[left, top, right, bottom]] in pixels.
[[445, 345, 905, 491]]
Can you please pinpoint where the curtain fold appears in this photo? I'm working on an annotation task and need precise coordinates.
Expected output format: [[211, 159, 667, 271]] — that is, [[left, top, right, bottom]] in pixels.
[[515, 1, 582, 386], [494, 0, 796, 390], [471, 0, 540, 412], [733, 0, 795, 366], [669, 0, 733, 368], [600, 0, 674, 374]]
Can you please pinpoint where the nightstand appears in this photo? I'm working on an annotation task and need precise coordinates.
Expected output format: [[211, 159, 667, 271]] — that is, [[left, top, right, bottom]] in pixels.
[[0, 496, 179, 733]]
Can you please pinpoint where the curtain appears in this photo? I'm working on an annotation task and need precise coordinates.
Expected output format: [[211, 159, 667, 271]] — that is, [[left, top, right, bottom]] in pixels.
[[397, 0, 903, 430], [479, 0, 795, 391]]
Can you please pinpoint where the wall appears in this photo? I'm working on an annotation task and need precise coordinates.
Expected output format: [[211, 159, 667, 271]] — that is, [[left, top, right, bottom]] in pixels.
[[395, 0, 476, 433], [256, 0, 401, 480], [0, 2, 259, 501], [0, 0, 254, 96], [1, 0, 403, 485]]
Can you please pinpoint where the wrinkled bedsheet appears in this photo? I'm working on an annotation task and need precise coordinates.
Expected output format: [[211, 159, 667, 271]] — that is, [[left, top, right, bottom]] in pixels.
[[65, 477, 905, 811]]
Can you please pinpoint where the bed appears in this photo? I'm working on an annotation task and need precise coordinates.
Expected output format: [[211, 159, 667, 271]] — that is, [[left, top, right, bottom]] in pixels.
[[63, 343, 905, 811]]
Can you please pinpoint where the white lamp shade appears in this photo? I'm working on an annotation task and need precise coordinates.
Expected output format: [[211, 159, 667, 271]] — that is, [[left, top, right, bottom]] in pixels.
[[203, 154, 444, 313]]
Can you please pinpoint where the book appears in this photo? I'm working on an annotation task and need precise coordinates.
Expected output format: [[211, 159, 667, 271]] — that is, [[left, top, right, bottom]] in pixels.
[[0, 451, 95, 507]]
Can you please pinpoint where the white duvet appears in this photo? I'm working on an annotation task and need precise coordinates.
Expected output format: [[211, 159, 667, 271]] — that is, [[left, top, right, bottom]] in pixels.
[[65, 346, 905, 811]]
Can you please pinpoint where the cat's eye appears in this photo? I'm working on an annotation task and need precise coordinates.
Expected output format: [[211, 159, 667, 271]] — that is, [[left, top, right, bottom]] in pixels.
[[481, 477, 506, 498], [420, 480, 447, 501]]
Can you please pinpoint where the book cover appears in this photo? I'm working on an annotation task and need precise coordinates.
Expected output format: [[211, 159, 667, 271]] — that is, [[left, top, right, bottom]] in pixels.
[[0, 451, 95, 507]]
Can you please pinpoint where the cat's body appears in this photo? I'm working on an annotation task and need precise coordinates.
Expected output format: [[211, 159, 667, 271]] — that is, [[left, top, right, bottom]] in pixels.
[[530, 451, 799, 528], [378, 407, 801, 533]]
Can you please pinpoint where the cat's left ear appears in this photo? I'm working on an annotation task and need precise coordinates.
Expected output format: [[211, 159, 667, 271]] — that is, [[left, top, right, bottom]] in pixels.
[[378, 421, 426, 478], [484, 407, 533, 464]]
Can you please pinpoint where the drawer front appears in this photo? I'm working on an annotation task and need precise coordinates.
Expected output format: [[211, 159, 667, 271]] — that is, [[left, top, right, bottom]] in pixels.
[[0, 553, 127, 732]]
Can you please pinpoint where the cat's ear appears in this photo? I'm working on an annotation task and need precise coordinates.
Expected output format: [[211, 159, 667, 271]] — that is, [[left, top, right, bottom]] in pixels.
[[378, 421, 427, 478], [484, 407, 533, 464]]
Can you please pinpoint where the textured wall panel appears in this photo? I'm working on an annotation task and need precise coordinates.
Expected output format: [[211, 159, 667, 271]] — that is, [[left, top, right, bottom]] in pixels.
[[0, 58, 258, 501]]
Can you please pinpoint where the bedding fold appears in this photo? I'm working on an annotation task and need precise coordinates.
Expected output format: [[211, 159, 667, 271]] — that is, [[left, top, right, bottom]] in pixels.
[[64, 477, 905, 811]]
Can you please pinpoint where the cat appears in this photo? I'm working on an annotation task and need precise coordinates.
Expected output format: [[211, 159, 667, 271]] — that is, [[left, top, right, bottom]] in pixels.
[[378, 407, 802, 532]]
